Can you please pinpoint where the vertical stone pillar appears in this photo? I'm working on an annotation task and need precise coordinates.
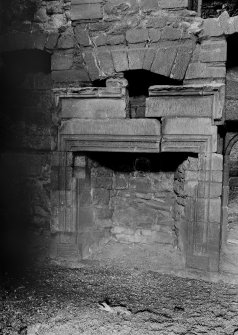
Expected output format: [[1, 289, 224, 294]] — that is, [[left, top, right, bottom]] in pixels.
[[50, 151, 79, 260], [185, 153, 223, 272]]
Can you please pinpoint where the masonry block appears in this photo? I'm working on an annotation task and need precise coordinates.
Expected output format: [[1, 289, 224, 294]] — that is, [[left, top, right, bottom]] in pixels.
[[61, 97, 126, 119], [161, 26, 182, 40], [197, 182, 222, 198], [201, 18, 223, 37], [74, 26, 91, 46], [51, 51, 74, 71], [128, 48, 145, 70], [126, 29, 149, 44], [45, 33, 59, 50], [92, 188, 110, 205], [185, 62, 226, 80], [170, 44, 193, 80], [151, 46, 177, 77], [143, 48, 156, 70], [146, 87, 214, 118], [104, 0, 139, 16], [71, 1, 102, 21], [97, 49, 114, 76], [52, 69, 90, 83], [209, 198, 221, 223], [57, 30, 75, 49], [148, 28, 161, 42], [199, 39, 227, 63], [111, 49, 129, 72], [139, 0, 158, 11], [83, 51, 100, 81], [158, 0, 188, 8], [60, 119, 161, 137]]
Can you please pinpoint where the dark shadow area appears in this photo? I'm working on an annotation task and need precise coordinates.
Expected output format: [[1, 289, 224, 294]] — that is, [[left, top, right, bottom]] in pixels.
[[124, 70, 182, 98], [84, 152, 191, 173], [124, 70, 182, 118], [0, 49, 51, 277], [227, 33, 238, 69]]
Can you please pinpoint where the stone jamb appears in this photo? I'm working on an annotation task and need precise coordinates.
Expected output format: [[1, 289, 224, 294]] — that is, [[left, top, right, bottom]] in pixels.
[[161, 133, 221, 271], [221, 134, 238, 256]]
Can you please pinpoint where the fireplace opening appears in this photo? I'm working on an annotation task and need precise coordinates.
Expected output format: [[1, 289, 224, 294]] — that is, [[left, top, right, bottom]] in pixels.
[[72, 151, 198, 260], [124, 70, 182, 118]]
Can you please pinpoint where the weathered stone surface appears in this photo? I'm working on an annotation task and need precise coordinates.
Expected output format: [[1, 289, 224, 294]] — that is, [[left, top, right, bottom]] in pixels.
[[45, 33, 59, 50], [161, 26, 182, 40], [61, 98, 127, 119], [148, 28, 161, 42], [185, 62, 226, 80], [139, 0, 159, 12], [71, 2, 102, 21], [126, 29, 149, 44], [170, 44, 193, 80], [107, 34, 125, 45], [60, 119, 161, 136], [146, 95, 213, 118], [75, 27, 91, 46], [128, 48, 145, 70], [51, 51, 74, 71], [162, 117, 217, 152], [201, 18, 223, 37], [83, 51, 100, 81], [57, 29, 75, 49], [158, 0, 188, 8], [143, 48, 156, 70], [146, 85, 224, 120], [111, 49, 129, 72], [97, 50, 114, 76], [198, 39, 227, 63], [52, 69, 90, 83], [104, 0, 139, 16], [162, 117, 216, 136], [151, 46, 177, 77]]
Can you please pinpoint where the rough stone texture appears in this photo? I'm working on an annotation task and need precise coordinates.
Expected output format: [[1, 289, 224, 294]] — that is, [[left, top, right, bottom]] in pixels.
[[1, 0, 238, 278], [146, 84, 224, 121], [61, 97, 127, 119], [226, 68, 238, 120]]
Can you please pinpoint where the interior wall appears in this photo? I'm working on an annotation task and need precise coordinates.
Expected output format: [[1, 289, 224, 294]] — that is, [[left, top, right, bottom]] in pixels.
[[0, 50, 53, 272]]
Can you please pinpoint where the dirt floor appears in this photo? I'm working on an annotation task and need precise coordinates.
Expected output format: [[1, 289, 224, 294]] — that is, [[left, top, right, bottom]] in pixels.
[[1, 260, 238, 335]]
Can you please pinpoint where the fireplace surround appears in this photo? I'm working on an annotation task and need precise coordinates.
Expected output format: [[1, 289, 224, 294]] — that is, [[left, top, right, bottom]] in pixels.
[[51, 81, 224, 273]]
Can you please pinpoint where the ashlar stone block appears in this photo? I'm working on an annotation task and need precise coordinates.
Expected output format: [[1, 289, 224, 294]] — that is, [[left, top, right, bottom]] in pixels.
[[162, 117, 217, 152], [71, 1, 102, 21], [61, 98, 127, 119], [158, 0, 188, 8]]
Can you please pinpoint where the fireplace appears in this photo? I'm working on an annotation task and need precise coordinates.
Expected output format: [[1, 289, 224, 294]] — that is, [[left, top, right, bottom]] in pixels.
[[51, 80, 224, 273]]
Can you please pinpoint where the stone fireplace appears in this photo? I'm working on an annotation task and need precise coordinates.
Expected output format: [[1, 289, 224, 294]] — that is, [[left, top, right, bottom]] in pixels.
[[50, 81, 224, 274]]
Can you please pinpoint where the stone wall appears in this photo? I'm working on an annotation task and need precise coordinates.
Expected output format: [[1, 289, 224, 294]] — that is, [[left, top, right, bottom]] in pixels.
[[68, 152, 194, 258], [0, 51, 53, 268]]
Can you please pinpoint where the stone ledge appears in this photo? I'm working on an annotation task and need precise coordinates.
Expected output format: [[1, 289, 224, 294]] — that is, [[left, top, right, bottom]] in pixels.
[[58, 119, 161, 152], [146, 84, 225, 121]]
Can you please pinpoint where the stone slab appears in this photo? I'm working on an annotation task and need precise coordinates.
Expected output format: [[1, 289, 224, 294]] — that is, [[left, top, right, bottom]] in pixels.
[[61, 98, 127, 119], [146, 84, 225, 121], [60, 119, 161, 136], [162, 117, 216, 136], [146, 96, 213, 118]]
